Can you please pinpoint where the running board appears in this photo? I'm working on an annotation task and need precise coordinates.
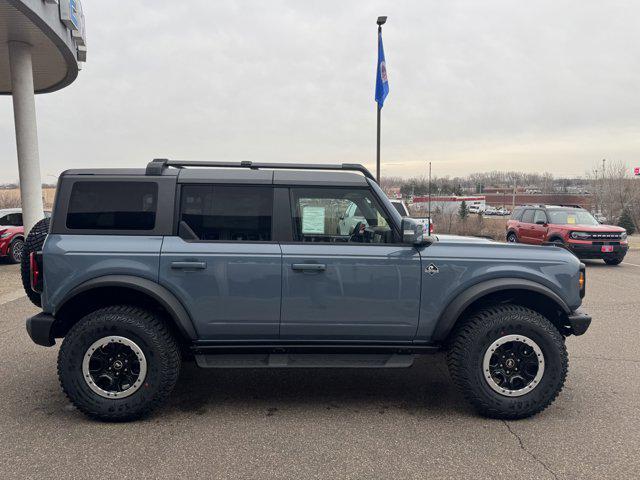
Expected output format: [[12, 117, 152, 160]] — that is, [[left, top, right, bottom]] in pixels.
[[195, 353, 415, 369]]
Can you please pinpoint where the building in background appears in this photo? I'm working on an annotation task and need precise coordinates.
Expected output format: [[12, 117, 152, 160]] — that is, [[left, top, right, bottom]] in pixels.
[[0, 0, 85, 233], [411, 195, 486, 214]]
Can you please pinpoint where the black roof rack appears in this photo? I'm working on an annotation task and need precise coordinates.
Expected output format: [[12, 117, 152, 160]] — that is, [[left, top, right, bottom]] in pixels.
[[146, 158, 376, 181]]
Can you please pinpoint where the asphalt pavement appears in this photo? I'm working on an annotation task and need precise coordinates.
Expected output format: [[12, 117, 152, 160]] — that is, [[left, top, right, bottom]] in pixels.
[[0, 253, 639, 479]]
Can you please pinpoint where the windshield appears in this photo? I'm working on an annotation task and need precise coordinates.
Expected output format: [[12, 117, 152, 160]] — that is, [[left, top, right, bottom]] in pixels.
[[547, 209, 599, 226]]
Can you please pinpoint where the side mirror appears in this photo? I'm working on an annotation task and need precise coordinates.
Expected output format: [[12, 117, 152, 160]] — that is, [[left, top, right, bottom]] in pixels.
[[402, 218, 434, 246], [536, 220, 547, 225]]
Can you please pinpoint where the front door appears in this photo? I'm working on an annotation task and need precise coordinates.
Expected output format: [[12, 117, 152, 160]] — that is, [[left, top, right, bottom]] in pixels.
[[160, 184, 281, 340], [280, 187, 422, 341]]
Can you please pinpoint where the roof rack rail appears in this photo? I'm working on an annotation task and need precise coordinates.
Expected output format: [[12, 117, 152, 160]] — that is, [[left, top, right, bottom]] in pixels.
[[145, 158, 376, 181], [556, 204, 584, 209]]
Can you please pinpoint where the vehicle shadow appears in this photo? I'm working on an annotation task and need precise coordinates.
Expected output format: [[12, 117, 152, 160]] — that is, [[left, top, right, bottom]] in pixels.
[[165, 354, 472, 418]]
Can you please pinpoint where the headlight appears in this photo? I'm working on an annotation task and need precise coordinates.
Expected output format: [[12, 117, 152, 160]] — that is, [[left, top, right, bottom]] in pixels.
[[570, 231, 590, 240], [0, 232, 10, 239], [621, 231, 627, 241]]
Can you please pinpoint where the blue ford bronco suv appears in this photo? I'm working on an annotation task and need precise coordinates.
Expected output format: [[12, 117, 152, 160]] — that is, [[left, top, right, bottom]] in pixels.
[[24, 159, 591, 421]]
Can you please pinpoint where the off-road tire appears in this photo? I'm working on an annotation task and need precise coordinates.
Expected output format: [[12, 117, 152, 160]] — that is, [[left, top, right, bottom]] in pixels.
[[446, 304, 567, 419], [8, 237, 24, 264], [604, 257, 623, 266], [20, 217, 50, 306], [58, 305, 181, 421]]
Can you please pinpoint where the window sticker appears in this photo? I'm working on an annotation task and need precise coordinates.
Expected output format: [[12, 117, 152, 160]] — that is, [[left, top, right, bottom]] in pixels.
[[567, 216, 576, 224], [302, 206, 325, 234]]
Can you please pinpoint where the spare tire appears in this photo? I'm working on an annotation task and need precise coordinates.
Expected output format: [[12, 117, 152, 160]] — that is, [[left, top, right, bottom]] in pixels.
[[20, 217, 50, 307]]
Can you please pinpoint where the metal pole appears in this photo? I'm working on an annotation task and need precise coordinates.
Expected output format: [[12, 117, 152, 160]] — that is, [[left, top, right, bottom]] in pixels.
[[428, 161, 432, 229], [8, 41, 44, 235], [376, 102, 381, 183]]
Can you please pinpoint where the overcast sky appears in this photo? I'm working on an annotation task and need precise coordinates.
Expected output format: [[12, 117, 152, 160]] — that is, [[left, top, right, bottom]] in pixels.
[[1, 0, 639, 182]]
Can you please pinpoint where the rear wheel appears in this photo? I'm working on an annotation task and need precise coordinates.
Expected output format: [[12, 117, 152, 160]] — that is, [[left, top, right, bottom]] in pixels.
[[8, 237, 24, 264], [58, 305, 181, 421], [20, 217, 50, 306], [604, 257, 623, 266], [447, 304, 567, 419]]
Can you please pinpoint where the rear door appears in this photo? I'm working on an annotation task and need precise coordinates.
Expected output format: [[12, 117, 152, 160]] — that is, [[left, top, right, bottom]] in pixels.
[[518, 209, 536, 243], [280, 187, 422, 341], [159, 184, 282, 340]]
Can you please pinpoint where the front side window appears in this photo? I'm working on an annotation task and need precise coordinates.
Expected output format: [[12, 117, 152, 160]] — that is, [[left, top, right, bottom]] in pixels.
[[290, 188, 395, 243], [533, 210, 548, 224], [179, 185, 272, 241], [66, 182, 157, 230], [521, 209, 535, 224]]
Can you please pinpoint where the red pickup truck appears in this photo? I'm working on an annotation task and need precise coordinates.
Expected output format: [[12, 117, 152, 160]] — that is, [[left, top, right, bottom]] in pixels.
[[506, 205, 628, 265]]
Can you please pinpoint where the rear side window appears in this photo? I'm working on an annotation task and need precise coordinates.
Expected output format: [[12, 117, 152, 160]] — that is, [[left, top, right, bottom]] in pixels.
[[179, 185, 272, 241], [66, 182, 157, 230], [521, 209, 535, 224], [511, 208, 523, 221]]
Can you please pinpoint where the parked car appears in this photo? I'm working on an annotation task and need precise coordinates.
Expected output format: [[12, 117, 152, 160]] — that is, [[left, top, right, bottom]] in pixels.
[[468, 204, 485, 214], [24, 160, 590, 421], [506, 205, 628, 265], [0, 208, 50, 263], [389, 200, 434, 234]]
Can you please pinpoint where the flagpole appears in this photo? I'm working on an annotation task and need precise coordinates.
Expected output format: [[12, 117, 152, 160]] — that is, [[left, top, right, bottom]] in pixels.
[[376, 16, 387, 184], [376, 102, 381, 183]]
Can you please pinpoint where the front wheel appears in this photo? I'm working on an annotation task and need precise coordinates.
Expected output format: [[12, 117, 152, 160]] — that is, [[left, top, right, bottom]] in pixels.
[[58, 305, 181, 421], [447, 304, 567, 419], [506, 232, 518, 243]]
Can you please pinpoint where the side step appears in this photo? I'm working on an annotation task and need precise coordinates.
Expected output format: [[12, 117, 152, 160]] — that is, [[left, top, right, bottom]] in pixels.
[[195, 353, 415, 369]]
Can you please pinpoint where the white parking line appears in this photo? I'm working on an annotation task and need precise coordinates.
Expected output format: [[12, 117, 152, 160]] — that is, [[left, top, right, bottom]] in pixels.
[[0, 290, 25, 305], [623, 262, 640, 267]]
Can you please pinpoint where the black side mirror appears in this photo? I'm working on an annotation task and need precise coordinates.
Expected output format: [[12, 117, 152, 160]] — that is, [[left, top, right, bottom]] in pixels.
[[402, 218, 434, 246]]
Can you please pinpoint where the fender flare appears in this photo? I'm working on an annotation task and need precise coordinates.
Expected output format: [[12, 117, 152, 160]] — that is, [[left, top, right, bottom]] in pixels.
[[432, 278, 571, 342], [55, 275, 197, 340]]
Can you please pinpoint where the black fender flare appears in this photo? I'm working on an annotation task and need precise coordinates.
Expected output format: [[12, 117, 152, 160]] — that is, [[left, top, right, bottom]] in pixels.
[[54, 275, 197, 340], [432, 278, 571, 342]]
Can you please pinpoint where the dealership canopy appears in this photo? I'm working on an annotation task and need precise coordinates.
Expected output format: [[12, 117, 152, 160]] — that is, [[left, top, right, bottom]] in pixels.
[[0, 0, 85, 233]]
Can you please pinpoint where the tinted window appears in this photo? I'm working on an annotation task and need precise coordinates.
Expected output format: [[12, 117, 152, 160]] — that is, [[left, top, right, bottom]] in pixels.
[[0, 213, 22, 226], [291, 188, 395, 243], [66, 182, 157, 230], [511, 208, 523, 221], [180, 185, 272, 241], [391, 201, 409, 216], [521, 209, 535, 224], [533, 210, 547, 224]]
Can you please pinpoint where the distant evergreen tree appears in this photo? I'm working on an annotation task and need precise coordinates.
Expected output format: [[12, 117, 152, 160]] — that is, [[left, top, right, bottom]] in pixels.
[[458, 200, 469, 220], [618, 207, 636, 235]]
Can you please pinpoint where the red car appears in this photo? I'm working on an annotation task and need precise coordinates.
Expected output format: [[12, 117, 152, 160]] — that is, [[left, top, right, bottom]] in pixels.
[[0, 209, 51, 264], [506, 205, 628, 265]]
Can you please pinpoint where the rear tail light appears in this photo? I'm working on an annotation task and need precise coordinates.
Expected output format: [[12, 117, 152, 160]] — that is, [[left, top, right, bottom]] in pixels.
[[30, 251, 42, 293]]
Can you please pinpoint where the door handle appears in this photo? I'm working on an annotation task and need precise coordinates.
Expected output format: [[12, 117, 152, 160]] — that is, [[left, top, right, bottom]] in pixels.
[[291, 263, 326, 272], [171, 261, 207, 270]]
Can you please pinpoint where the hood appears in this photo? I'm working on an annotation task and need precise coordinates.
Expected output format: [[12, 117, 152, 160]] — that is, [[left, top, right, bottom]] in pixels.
[[434, 234, 494, 243], [567, 224, 625, 232]]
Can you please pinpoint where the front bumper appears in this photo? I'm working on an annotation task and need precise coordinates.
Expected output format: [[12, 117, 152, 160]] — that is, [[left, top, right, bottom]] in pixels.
[[567, 242, 628, 260], [567, 310, 591, 336], [26, 312, 56, 347]]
